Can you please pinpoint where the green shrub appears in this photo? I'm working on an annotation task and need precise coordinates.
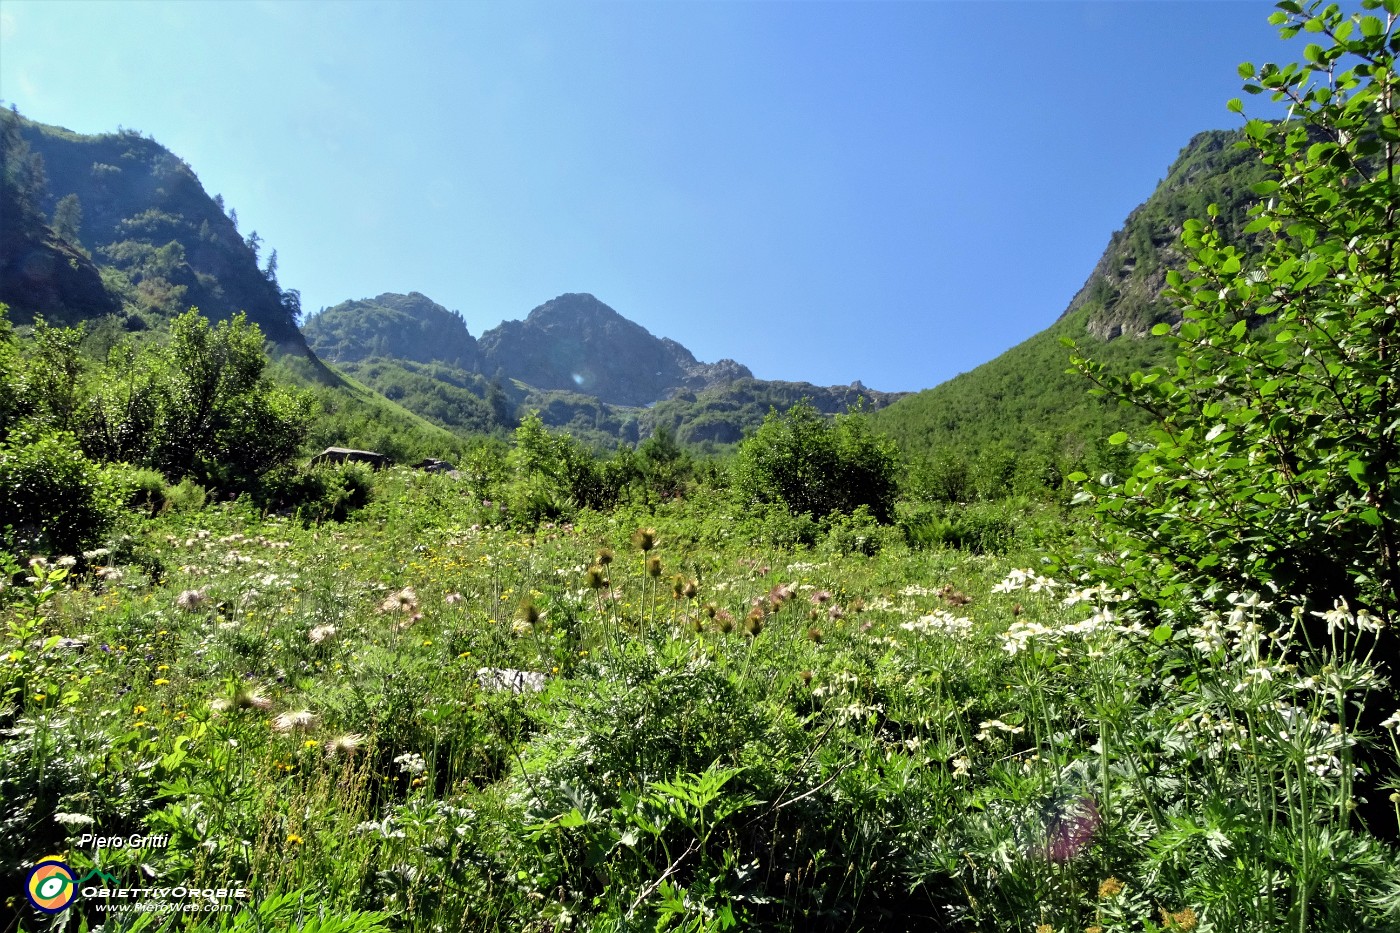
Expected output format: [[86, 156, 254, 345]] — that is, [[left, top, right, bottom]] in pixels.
[[101, 463, 169, 515], [736, 502, 823, 549], [0, 429, 114, 555], [259, 462, 375, 524], [83, 310, 311, 491], [822, 505, 898, 556], [900, 501, 1016, 554], [732, 401, 898, 523], [164, 476, 207, 512]]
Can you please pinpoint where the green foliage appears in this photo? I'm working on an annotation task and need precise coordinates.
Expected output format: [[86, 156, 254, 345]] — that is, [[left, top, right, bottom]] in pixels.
[[85, 310, 311, 490], [0, 306, 19, 439], [732, 401, 898, 523], [0, 428, 114, 555], [334, 356, 510, 437], [163, 475, 208, 512], [259, 461, 376, 524], [8, 317, 87, 435], [1069, 0, 1400, 621], [504, 412, 618, 525], [51, 192, 83, 246], [102, 463, 171, 516]]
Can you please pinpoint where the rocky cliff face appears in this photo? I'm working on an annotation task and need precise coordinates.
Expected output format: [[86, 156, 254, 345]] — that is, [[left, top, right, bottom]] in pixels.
[[477, 293, 752, 407], [0, 202, 119, 325], [304, 292, 480, 369], [1060, 128, 1267, 341]]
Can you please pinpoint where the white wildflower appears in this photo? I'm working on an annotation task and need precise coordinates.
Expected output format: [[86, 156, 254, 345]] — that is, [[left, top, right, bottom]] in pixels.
[[901, 611, 973, 637], [393, 752, 427, 776], [991, 570, 1032, 594], [975, 719, 1024, 741], [1001, 620, 1054, 655]]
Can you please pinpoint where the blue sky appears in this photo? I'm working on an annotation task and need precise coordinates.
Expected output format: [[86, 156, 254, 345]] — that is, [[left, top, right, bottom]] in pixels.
[[1, 1, 1292, 393]]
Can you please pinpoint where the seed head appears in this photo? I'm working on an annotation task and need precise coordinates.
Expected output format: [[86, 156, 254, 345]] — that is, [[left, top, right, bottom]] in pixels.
[[214, 684, 272, 713], [646, 556, 663, 578], [176, 589, 208, 611], [595, 547, 615, 566], [631, 528, 658, 552], [324, 733, 365, 760], [586, 565, 609, 590], [274, 709, 319, 732]]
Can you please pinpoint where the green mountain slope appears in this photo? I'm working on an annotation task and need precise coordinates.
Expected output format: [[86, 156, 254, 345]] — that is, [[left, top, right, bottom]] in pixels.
[[870, 128, 1270, 472], [9, 110, 306, 348], [1, 109, 120, 323], [304, 292, 481, 369]]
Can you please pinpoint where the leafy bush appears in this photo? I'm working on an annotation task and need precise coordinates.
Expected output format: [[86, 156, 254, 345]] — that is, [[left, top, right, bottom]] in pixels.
[[84, 310, 311, 490], [504, 412, 619, 525], [732, 402, 898, 523], [1066, 0, 1400, 838], [0, 429, 114, 555], [164, 476, 207, 512], [1068, 0, 1400, 624], [259, 462, 375, 524], [821, 505, 898, 556], [102, 463, 169, 516]]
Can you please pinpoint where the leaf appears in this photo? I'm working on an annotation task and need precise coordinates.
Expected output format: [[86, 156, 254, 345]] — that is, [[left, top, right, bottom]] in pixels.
[[1237, 61, 1255, 78], [556, 808, 587, 828], [1108, 432, 1129, 446]]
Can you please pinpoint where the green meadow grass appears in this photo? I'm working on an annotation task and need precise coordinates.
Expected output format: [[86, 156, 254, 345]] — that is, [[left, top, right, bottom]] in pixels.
[[3, 469, 1397, 932]]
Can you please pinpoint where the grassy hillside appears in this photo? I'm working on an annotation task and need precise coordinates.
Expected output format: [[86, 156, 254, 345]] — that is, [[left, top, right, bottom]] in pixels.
[[871, 127, 1271, 472]]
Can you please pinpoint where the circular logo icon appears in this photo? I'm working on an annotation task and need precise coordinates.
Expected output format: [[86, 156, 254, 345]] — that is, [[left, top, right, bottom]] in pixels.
[[26, 859, 77, 913]]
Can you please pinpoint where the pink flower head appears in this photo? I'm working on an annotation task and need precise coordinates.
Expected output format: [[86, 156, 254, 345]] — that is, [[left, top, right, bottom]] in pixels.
[[1044, 797, 1100, 862]]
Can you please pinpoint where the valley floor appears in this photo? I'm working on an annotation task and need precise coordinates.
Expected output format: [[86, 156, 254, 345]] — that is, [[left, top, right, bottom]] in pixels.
[[5, 470, 1399, 932]]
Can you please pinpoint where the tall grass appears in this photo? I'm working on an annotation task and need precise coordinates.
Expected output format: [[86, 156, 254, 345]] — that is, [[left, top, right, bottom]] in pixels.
[[2, 469, 1396, 931]]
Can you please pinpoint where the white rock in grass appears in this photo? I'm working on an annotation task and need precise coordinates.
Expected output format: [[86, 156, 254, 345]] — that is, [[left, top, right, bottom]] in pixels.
[[476, 667, 548, 694]]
